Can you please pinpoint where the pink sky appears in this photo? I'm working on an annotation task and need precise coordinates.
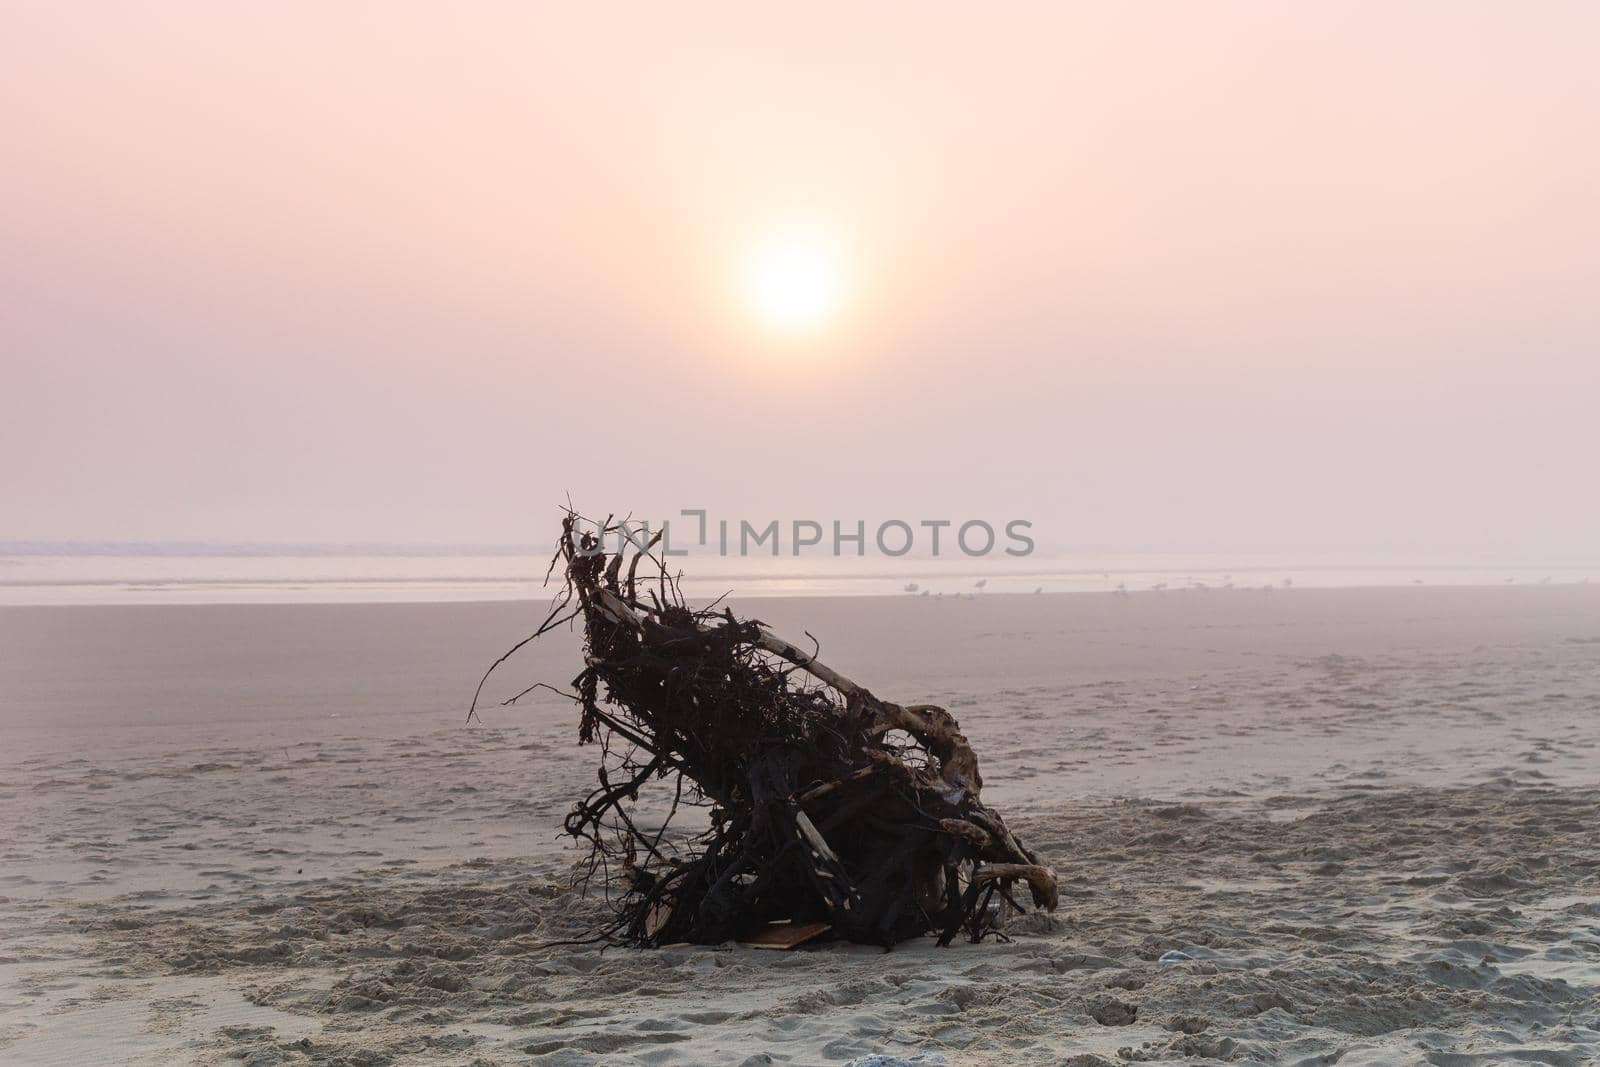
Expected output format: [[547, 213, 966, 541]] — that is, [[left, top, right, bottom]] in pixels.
[[3, 3, 1597, 553]]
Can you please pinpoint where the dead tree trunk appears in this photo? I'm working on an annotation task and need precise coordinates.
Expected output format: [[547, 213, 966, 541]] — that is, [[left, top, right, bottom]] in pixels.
[[475, 512, 1057, 947]]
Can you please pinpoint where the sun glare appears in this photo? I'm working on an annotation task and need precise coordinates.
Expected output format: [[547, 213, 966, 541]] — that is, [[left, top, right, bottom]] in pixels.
[[741, 227, 847, 335]]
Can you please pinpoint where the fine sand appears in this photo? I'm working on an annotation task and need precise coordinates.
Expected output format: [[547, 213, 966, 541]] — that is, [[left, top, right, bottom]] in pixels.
[[2, 586, 1598, 1065]]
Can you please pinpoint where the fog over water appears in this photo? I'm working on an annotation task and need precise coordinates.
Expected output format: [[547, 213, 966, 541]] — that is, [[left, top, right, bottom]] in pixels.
[[1, 546, 1594, 605]]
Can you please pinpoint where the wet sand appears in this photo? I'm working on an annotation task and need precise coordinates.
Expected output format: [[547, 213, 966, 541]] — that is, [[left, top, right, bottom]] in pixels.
[[2, 586, 1598, 1064]]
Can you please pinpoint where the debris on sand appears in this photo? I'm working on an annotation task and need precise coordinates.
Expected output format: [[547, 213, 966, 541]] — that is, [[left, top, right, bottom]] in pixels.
[[473, 511, 1057, 947]]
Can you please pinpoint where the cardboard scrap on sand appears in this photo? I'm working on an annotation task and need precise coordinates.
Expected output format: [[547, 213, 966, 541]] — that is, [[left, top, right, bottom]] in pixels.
[[738, 921, 832, 950]]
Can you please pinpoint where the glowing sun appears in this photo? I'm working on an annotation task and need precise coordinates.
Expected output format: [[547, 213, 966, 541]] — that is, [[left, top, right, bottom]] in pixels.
[[740, 226, 847, 335]]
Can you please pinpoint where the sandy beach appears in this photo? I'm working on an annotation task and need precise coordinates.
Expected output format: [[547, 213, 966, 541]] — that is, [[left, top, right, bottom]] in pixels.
[[3, 585, 1599, 1065]]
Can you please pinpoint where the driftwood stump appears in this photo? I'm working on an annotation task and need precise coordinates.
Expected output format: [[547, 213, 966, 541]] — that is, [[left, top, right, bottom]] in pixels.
[[474, 513, 1057, 947]]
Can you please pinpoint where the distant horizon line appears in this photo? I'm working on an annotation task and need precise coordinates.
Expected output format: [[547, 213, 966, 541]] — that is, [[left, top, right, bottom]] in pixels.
[[0, 540, 539, 558], [1, 540, 1598, 567]]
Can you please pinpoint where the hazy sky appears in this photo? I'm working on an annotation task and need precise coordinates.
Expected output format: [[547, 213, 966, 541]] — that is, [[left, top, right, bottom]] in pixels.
[[3, 3, 1597, 554]]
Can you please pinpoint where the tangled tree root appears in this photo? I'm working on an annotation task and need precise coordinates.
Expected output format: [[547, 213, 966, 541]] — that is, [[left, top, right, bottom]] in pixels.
[[473, 512, 1057, 948]]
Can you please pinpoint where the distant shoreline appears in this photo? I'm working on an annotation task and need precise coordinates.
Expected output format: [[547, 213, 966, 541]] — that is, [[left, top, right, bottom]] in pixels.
[[1, 576, 1597, 611]]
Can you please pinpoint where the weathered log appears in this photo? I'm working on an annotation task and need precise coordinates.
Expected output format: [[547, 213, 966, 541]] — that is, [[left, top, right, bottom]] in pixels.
[[478, 511, 1057, 947]]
